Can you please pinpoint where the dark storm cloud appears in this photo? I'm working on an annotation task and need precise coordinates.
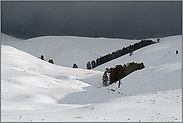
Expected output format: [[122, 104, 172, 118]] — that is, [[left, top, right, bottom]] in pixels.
[[1, 1, 182, 39]]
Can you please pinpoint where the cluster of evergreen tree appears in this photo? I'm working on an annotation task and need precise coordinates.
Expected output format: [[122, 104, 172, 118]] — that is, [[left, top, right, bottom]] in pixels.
[[38, 55, 54, 64], [87, 39, 157, 69], [102, 62, 145, 87]]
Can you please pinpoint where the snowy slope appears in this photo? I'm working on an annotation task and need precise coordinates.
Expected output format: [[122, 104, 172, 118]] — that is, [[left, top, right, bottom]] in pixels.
[[1, 33, 23, 42], [2, 34, 140, 68], [95, 35, 182, 95], [1, 34, 182, 122]]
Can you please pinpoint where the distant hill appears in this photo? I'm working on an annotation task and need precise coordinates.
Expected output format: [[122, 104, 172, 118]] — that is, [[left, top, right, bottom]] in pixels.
[[1, 33, 141, 68]]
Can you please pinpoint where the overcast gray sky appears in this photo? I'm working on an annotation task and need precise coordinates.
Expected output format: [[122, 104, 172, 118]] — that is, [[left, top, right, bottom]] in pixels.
[[1, 1, 182, 39]]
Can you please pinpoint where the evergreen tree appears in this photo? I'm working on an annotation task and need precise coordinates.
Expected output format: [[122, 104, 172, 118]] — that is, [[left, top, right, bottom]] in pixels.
[[102, 71, 109, 86], [107, 62, 145, 86], [86, 61, 91, 69], [48, 59, 54, 64], [85, 39, 156, 69], [91, 60, 96, 68], [73, 63, 78, 68], [96, 58, 100, 66], [176, 50, 178, 54], [41, 55, 44, 60], [109, 65, 123, 85], [116, 65, 123, 88]]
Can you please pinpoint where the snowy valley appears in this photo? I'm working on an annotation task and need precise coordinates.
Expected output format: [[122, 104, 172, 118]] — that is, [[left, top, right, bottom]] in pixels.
[[1, 33, 182, 122]]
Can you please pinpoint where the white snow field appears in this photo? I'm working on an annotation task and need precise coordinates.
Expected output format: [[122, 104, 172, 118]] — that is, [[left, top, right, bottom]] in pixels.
[[1, 33, 182, 122], [2, 33, 139, 69]]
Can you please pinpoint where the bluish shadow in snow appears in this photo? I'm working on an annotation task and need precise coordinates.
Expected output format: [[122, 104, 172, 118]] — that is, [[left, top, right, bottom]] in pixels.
[[76, 74, 103, 88], [56, 86, 106, 105], [56, 67, 181, 105], [55, 74, 71, 80]]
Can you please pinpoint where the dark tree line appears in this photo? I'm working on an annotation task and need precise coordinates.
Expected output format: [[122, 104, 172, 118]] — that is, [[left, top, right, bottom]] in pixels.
[[102, 62, 145, 87], [87, 39, 157, 69]]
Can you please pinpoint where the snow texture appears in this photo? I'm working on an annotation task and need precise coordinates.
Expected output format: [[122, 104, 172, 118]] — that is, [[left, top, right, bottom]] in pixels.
[[1, 33, 182, 122]]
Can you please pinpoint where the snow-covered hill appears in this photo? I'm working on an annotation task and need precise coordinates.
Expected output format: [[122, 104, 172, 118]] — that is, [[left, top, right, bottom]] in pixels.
[[1, 34, 140, 69], [1, 33, 182, 122], [95, 35, 182, 95], [1, 33, 23, 42]]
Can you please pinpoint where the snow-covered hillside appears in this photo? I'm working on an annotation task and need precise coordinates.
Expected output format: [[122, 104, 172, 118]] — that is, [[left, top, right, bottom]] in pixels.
[[2, 34, 140, 68], [95, 35, 182, 95], [1, 33, 23, 42], [1, 34, 182, 122]]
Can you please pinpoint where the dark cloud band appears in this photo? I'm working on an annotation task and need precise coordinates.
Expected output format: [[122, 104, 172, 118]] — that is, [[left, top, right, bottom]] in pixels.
[[1, 1, 182, 39]]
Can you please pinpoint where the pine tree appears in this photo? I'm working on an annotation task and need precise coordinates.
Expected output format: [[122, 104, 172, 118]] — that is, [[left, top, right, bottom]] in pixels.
[[48, 59, 54, 64], [86, 61, 91, 69], [96, 58, 100, 66], [91, 60, 96, 68], [102, 71, 109, 86], [116, 65, 123, 88], [73, 63, 78, 68], [176, 50, 178, 54], [41, 55, 44, 60]]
